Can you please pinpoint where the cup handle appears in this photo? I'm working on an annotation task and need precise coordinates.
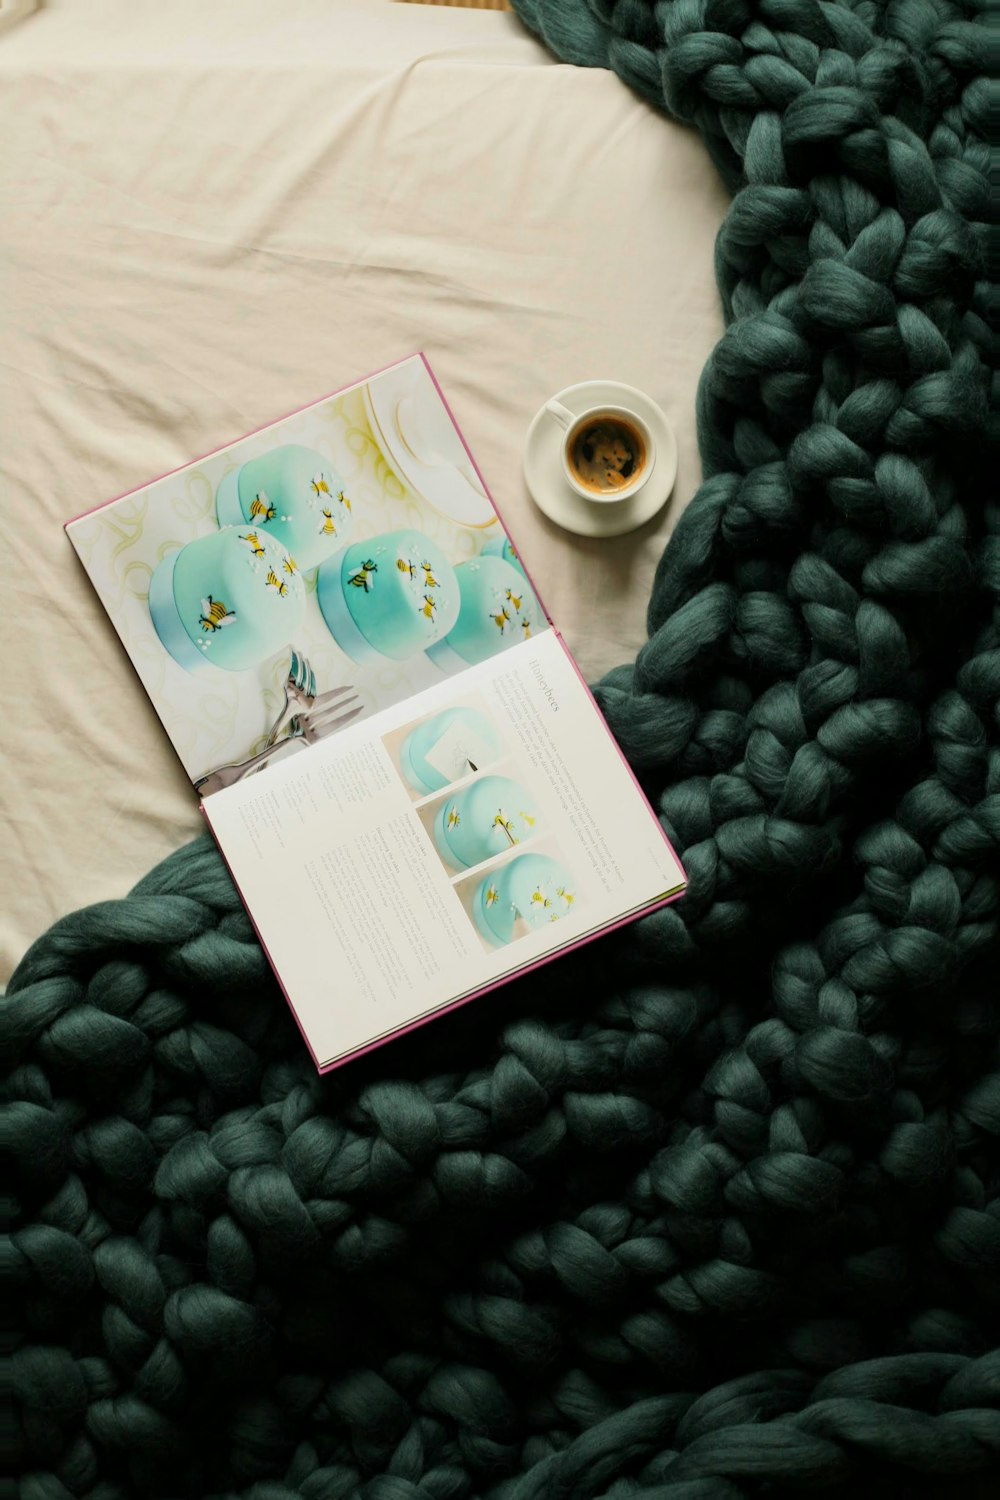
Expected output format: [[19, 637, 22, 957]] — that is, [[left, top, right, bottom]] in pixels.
[[545, 400, 576, 431]]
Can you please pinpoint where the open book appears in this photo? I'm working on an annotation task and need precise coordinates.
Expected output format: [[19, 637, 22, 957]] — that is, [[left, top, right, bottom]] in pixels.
[[67, 355, 686, 1070]]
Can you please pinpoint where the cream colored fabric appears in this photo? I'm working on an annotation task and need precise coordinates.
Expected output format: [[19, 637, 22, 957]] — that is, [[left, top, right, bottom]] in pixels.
[[0, 1, 38, 27], [0, 0, 727, 979]]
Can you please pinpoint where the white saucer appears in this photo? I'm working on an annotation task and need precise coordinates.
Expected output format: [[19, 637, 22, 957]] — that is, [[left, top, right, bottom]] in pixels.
[[363, 359, 495, 528], [524, 380, 677, 538]]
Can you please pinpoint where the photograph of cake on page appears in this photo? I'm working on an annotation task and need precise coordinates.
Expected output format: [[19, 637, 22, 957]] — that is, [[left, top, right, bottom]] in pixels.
[[67, 354, 686, 1071], [66, 354, 544, 791]]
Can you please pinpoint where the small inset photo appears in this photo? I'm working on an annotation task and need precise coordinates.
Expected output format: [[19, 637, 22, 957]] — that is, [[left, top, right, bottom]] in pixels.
[[417, 765, 541, 875], [454, 845, 580, 954], [383, 694, 507, 801]]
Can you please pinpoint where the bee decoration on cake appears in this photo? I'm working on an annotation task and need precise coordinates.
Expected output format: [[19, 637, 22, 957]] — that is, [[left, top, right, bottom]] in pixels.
[[518, 809, 536, 829], [397, 558, 417, 579], [484, 883, 499, 908], [422, 561, 439, 589], [338, 489, 351, 513], [348, 560, 378, 591], [199, 596, 236, 633], [310, 473, 332, 500], [492, 811, 517, 846], [505, 588, 522, 612], [556, 885, 575, 908], [240, 531, 266, 560], [521, 617, 533, 640], [265, 568, 288, 596], [282, 555, 299, 576], [319, 509, 338, 537], [421, 594, 437, 621], [490, 606, 512, 634], [447, 807, 461, 830], [249, 493, 276, 524], [530, 888, 551, 911]]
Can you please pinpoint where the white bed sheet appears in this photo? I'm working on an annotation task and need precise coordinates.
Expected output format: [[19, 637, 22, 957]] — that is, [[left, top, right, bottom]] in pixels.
[[0, 0, 727, 979]]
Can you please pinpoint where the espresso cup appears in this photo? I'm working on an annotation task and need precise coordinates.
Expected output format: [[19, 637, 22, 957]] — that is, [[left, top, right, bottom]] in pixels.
[[546, 400, 655, 503]]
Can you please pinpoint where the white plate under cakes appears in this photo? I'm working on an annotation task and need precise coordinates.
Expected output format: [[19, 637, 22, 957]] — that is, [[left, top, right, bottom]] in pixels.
[[363, 359, 495, 528]]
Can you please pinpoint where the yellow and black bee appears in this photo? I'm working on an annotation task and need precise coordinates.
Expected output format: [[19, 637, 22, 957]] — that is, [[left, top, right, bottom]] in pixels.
[[518, 809, 536, 829], [282, 555, 298, 576], [490, 606, 511, 634], [310, 473, 332, 500], [556, 885, 575, 908], [397, 558, 417, 579], [319, 509, 338, 537], [348, 560, 378, 591], [421, 594, 437, 621], [338, 489, 352, 513], [240, 531, 266, 559], [249, 493, 275, 523], [484, 884, 499, 908], [506, 588, 523, 612], [492, 811, 516, 846], [265, 568, 287, 596], [521, 617, 532, 640], [530, 888, 551, 910], [447, 808, 460, 830], [422, 561, 439, 588], [199, 596, 236, 633]]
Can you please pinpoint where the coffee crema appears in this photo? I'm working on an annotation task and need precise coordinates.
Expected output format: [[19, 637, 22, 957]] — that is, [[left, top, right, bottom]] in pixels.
[[568, 412, 647, 496]]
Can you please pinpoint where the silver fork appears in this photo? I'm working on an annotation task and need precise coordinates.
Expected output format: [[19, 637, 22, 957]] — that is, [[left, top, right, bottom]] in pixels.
[[266, 651, 364, 747], [263, 649, 316, 748], [195, 691, 364, 797]]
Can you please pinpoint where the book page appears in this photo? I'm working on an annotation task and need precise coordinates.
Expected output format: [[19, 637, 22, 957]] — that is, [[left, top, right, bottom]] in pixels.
[[65, 355, 548, 786], [205, 631, 685, 1068]]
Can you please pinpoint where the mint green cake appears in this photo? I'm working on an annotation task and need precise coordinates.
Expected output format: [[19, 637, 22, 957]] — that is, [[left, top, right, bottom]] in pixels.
[[149, 526, 306, 675], [216, 443, 354, 571], [316, 529, 459, 664], [433, 774, 540, 871], [481, 532, 528, 580], [426, 556, 545, 671], [473, 852, 576, 947], [399, 707, 503, 794]]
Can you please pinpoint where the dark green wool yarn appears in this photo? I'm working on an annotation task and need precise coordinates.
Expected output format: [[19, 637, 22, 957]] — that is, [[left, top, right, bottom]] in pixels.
[[6, 2, 998, 1497]]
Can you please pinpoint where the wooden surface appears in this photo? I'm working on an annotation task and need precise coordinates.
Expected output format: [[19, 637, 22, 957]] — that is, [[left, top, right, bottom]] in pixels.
[[396, 1, 511, 11]]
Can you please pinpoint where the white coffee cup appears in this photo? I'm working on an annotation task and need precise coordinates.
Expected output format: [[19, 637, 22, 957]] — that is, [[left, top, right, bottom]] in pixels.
[[546, 399, 655, 503]]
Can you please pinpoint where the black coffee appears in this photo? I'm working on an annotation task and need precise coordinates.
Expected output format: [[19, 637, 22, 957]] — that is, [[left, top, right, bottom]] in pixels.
[[568, 413, 646, 495]]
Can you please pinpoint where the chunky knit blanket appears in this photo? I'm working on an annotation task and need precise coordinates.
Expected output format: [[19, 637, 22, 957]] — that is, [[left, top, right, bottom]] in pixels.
[[7, 2, 997, 1496]]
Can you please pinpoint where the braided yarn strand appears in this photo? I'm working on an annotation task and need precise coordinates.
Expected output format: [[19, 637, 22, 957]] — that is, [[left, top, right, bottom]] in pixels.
[[6, 0, 998, 1495]]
